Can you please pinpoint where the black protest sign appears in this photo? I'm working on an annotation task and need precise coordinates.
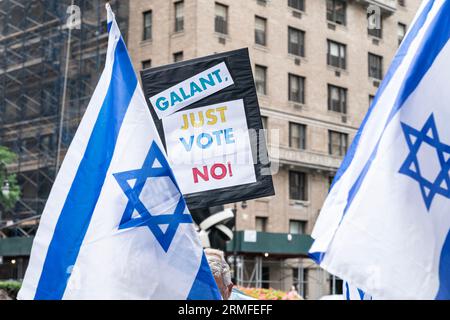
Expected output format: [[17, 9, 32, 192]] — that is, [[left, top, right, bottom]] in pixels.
[[141, 48, 274, 209]]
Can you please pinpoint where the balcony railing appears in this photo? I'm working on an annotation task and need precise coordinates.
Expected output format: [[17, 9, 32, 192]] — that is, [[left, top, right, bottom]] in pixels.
[[356, 0, 397, 14], [272, 145, 343, 172]]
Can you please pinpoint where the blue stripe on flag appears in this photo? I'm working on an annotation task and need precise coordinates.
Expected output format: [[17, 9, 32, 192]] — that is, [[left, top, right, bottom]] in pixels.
[[343, 0, 450, 218], [187, 254, 222, 300], [330, 0, 435, 190], [345, 282, 350, 300], [34, 37, 137, 299], [436, 231, 450, 300]]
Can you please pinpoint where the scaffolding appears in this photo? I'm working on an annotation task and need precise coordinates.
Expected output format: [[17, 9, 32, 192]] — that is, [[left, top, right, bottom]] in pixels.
[[0, 0, 129, 238], [229, 255, 332, 300]]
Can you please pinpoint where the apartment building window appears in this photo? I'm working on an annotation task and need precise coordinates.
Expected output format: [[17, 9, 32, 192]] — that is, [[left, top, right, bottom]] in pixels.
[[288, 0, 305, 11], [215, 3, 228, 35], [328, 85, 347, 114], [255, 217, 267, 232], [255, 65, 267, 95], [255, 16, 267, 46], [329, 130, 348, 157], [288, 74, 305, 103], [289, 220, 306, 234], [289, 171, 307, 201], [398, 0, 406, 6], [327, 0, 346, 25], [142, 59, 152, 69], [143, 10, 152, 40], [398, 23, 406, 45], [288, 27, 305, 57], [173, 51, 183, 62], [289, 122, 306, 150], [369, 53, 383, 80], [327, 40, 346, 69], [368, 14, 382, 38], [367, 14, 383, 39], [174, 1, 184, 32]]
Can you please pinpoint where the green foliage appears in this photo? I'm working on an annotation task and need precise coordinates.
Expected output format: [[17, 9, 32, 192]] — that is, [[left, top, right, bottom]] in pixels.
[[0, 146, 20, 210], [0, 280, 21, 299]]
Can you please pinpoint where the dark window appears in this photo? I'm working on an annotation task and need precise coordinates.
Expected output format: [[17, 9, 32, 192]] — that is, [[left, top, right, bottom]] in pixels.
[[255, 217, 267, 232], [261, 116, 268, 130], [288, 0, 305, 11], [142, 59, 152, 69], [255, 65, 267, 95], [261, 116, 268, 143], [288, 27, 305, 56], [215, 3, 228, 34], [289, 122, 306, 150], [262, 267, 270, 289], [330, 275, 343, 295], [369, 95, 375, 109], [293, 268, 308, 298], [328, 85, 347, 113], [327, 40, 346, 69], [173, 51, 183, 62], [255, 16, 267, 46], [368, 14, 382, 38], [398, 0, 406, 7], [289, 220, 306, 234], [328, 175, 335, 191], [289, 171, 307, 201], [327, 0, 346, 25], [174, 1, 184, 32], [143, 10, 152, 40], [329, 130, 348, 157], [288, 74, 305, 103], [398, 23, 406, 45], [369, 53, 383, 80], [257, 0, 268, 6]]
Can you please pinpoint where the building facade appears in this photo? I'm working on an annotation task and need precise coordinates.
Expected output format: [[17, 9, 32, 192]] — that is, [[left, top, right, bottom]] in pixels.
[[0, 0, 419, 299], [125, 0, 419, 299]]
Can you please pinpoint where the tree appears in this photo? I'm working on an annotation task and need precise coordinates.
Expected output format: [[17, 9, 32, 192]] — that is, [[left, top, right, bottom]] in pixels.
[[0, 146, 20, 211]]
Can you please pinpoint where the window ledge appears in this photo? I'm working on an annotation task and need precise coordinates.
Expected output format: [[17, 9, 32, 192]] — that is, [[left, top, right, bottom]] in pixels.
[[140, 39, 153, 46], [288, 8, 306, 15], [326, 65, 348, 75], [288, 101, 307, 111], [326, 21, 348, 31], [368, 34, 384, 44], [289, 200, 310, 208], [327, 110, 348, 117], [253, 44, 269, 52], [369, 76, 382, 82], [214, 32, 230, 39], [287, 54, 307, 63], [171, 30, 185, 38]]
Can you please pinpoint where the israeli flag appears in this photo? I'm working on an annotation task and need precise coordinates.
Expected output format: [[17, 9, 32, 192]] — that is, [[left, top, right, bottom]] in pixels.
[[18, 4, 220, 300], [343, 281, 372, 301], [310, 0, 450, 300]]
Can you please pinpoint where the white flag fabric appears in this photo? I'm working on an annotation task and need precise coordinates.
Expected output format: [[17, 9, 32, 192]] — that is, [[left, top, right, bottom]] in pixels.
[[310, 0, 450, 300], [18, 4, 220, 300]]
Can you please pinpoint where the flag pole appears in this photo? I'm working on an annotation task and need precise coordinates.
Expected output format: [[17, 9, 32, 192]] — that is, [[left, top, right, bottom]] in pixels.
[[56, 0, 75, 172]]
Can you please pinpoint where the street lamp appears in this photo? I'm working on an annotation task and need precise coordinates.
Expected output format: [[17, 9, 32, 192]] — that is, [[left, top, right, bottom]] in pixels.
[[231, 201, 247, 285]]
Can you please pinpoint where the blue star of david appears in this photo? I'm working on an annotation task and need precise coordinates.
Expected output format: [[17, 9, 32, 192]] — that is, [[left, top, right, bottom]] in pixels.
[[399, 114, 450, 210], [113, 141, 192, 252]]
